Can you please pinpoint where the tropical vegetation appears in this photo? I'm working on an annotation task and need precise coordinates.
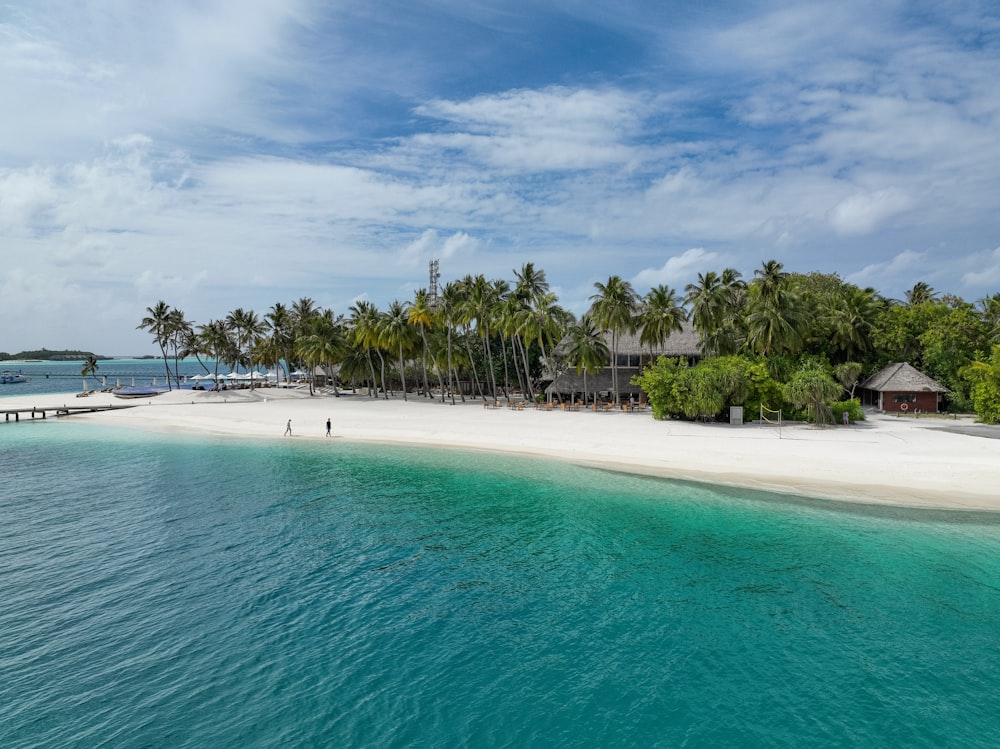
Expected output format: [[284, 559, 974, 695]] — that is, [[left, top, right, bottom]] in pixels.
[[134, 260, 1000, 423]]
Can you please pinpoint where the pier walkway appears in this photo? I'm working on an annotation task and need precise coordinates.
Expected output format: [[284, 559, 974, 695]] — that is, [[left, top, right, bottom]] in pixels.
[[3, 403, 137, 423]]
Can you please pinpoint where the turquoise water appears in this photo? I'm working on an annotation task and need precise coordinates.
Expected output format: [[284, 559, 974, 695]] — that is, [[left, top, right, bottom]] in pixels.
[[1, 423, 999, 747]]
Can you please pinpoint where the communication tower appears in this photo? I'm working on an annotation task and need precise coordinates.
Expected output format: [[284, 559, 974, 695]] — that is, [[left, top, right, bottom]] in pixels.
[[429, 259, 441, 307]]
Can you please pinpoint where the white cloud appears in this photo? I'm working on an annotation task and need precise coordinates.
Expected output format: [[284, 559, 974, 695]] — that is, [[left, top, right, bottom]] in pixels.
[[633, 248, 721, 288], [828, 188, 913, 235], [961, 246, 1000, 289], [846, 249, 929, 293]]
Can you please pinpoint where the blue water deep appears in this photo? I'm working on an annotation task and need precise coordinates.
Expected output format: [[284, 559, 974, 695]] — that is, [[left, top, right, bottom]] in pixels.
[[1, 421, 998, 748]]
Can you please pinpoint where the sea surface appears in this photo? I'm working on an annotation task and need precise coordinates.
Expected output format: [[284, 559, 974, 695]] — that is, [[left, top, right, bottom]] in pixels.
[[1, 421, 999, 748], [0, 358, 235, 399]]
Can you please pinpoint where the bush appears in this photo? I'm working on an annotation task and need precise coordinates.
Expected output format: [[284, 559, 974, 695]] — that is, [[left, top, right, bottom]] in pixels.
[[830, 399, 864, 424]]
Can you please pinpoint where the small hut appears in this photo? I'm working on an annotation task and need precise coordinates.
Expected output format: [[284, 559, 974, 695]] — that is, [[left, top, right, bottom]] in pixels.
[[859, 362, 948, 414]]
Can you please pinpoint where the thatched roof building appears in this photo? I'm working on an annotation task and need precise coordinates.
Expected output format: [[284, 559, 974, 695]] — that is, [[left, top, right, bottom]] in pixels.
[[546, 321, 703, 400], [860, 362, 948, 413]]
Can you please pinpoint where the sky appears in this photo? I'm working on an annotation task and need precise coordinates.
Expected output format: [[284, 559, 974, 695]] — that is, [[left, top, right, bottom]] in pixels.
[[2, 0, 1000, 355]]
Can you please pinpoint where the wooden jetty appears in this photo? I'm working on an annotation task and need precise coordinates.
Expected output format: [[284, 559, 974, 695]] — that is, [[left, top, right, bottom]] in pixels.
[[3, 404, 137, 423]]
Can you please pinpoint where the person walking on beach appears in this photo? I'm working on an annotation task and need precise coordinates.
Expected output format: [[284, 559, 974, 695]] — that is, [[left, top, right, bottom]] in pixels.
[[325, 417, 331, 437], [284, 419, 292, 436]]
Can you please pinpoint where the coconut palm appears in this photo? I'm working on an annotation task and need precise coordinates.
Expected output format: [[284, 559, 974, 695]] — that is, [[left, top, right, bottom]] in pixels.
[[905, 281, 938, 306], [296, 310, 347, 396], [166, 308, 192, 388], [379, 300, 414, 401], [81, 355, 100, 392], [684, 269, 745, 355], [349, 300, 386, 398], [463, 275, 505, 401], [822, 286, 881, 361], [197, 320, 233, 385], [589, 275, 639, 405], [137, 301, 174, 389], [264, 302, 295, 383], [745, 261, 805, 357], [407, 288, 437, 398], [637, 285, 686, 359], [438, 281, 465, 404], [563, 315, 610, 406]]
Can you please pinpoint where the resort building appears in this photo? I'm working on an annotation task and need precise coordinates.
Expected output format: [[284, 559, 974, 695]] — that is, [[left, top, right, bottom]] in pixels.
[[546, 321, 703, 403], [859, 362, 949, 414]]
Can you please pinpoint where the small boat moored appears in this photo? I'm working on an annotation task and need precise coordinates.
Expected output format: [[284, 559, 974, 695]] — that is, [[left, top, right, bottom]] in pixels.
[[113, 386, 168, 399], [1, 370, 29, 384]]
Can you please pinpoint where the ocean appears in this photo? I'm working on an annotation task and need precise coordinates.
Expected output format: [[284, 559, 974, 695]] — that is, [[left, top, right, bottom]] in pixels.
[[0, 359, 240, 399], [1, 420, 998, 747]]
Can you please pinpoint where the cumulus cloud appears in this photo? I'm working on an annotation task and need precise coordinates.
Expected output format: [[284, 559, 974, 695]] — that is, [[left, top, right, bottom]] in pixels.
[[399, 230, 480, 268], [633, 248, 721, 288]]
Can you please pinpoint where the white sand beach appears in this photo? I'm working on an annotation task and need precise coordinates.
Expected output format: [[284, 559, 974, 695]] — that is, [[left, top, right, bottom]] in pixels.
[[5, 387, 999, 511]]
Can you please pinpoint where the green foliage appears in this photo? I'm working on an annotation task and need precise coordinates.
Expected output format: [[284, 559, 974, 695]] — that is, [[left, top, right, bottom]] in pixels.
[[960, 346, 1000, 424], [1, 349, 102, 361], [634, 354, 781, 421], [783, 361, 842, 424], [829, 399, 864, 424]]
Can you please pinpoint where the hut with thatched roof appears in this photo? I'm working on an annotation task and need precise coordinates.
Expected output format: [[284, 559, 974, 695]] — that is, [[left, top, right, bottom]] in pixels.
[[859, 362, 948, 414], [546, 321, 703, 403]]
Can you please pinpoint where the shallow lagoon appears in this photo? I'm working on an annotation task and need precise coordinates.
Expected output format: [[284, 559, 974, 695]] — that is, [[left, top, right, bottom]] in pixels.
[[2, 422, 998, 747]]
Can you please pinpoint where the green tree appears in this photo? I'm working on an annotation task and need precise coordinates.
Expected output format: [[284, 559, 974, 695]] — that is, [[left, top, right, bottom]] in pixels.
[[81, 355, 100, 391], [380, 300, 415, 401], [637, 285, 686, 359], [563, 314, 610, 406], [745, 260, 805, 357], [349, 300, 386, 399], [137, 301, 175, 390], [961, 345, 1000, 423], [589, 275, 639, 406], [783, 361, 842, 425]]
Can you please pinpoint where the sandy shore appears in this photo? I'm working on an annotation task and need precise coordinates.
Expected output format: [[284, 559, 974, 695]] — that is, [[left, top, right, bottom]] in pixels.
[[5, 387, 999, 511]]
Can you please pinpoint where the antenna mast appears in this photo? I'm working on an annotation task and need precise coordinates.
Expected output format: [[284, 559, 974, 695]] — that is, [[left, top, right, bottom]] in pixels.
[[429, 259, 441, 307]]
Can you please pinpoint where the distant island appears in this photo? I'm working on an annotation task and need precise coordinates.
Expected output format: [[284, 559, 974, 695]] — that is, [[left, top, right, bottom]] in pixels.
[[0, 348, 111, 362]]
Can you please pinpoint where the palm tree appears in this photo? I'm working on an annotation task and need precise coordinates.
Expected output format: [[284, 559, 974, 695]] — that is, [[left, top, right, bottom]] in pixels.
[[684, 269, 746, 355], [166, 308, 192, 388], [407, 288, 437, 398], [905, 281, 938, 306], [379, 300, 413, 401], [296, 310, 347, 396], [137, 301, 174, 389], [637, 285, 686, 360], [589, 275, 638, 406], [196, 320, 232, 385], [226, 308, 265, 387], [265, 302, 295, 383], [81, 355, 100, 392], [439, 281, 464, 404], [349, 300, 385, 398], [463, 275, 505, 401], [745, 261, 805, 357], [563, 315, 610, 406], [822, 286, 881, 361]]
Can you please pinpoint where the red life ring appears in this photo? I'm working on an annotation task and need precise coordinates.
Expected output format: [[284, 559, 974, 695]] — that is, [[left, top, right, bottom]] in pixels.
[[900, 403, 909, 411]]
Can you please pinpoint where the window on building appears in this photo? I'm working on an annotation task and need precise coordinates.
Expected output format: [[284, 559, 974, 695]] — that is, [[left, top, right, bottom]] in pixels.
[[892, 394, 917, 403]]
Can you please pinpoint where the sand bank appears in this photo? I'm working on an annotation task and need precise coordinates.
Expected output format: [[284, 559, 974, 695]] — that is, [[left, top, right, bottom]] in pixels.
[[5, 388, 999, 511]]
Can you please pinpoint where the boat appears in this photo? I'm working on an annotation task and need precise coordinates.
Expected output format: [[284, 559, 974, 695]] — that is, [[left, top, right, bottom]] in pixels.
[[1, 370, 29, 384], [113, 386, 167, 399]]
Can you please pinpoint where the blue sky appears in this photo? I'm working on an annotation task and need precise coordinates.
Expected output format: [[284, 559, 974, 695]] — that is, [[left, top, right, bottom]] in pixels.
[[2, 0, 999, 355]]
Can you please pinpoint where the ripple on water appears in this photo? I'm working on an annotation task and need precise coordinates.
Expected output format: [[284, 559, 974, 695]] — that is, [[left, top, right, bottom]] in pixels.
[[1, 423, 999, 748]]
